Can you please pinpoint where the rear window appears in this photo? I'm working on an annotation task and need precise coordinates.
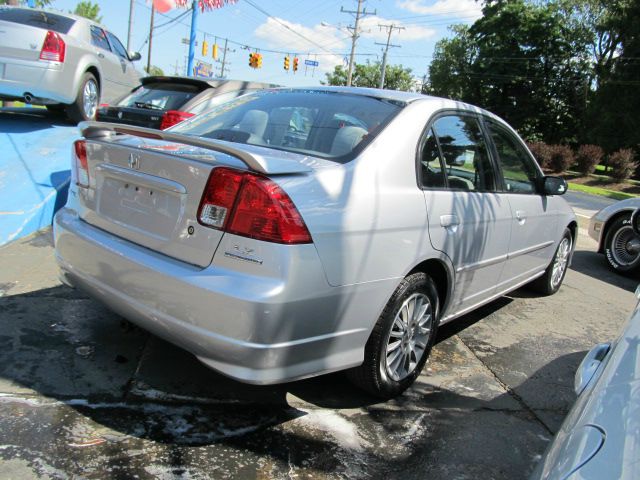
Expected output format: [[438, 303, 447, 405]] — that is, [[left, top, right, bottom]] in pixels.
[[0, 8, 75, 34], [117, 82, 202, 111], [171, 90, 404, 162]]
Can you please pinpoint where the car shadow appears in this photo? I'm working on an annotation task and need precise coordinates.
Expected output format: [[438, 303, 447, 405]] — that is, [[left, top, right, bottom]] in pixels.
[[570, 249, 638, 292], [0, 282, 582, 477], [0, 107, 71, 133]]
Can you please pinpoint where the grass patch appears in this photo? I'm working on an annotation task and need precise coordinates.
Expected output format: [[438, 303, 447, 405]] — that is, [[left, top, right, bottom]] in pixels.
[[568, 182, 637, 200]]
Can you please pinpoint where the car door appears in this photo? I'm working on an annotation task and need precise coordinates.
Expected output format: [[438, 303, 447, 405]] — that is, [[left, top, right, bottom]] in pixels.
[[105, 30, 140, 96], [89, 25, 123, 102], [420, 113, 513, 315], [484, 119, 559, 288]]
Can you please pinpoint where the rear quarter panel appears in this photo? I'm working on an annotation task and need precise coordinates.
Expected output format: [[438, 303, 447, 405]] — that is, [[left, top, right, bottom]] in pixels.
[[277, 99, 449, 288]]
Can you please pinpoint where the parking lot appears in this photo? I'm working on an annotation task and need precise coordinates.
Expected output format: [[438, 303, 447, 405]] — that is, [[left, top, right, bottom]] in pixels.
[[0, 214, 636, 478]]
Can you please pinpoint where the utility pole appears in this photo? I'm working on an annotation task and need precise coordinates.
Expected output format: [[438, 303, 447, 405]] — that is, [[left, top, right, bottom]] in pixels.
[[341, 0, 375, 87], [186, 0, 199, 76], [127, 0, 135, 52], [376, 24, 404, 89], [146, 4, 155, 74], [219, 38, 235, 78]]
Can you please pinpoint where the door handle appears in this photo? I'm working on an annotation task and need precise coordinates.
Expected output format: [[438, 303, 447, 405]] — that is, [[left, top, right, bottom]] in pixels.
[[440, 214, 460, 228], [516, 210, 526, 223]]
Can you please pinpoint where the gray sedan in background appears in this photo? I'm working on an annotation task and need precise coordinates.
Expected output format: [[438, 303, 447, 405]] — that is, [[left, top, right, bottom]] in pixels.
[[0, 6, 141, 121]]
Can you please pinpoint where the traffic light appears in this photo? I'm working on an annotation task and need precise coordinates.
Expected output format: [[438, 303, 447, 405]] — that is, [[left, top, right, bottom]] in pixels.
[[293, 56, 299, 72], [284, 55, 290, 71], [212, 43, 218, 60], [201, 40, 208, 57], [256, 53, 262, 69], [249, 52, 254, 67]]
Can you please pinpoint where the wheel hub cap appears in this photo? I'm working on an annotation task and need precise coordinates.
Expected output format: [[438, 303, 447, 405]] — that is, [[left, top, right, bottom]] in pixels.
[[612, 226, 640, 266], [385, 293, 433, 382]]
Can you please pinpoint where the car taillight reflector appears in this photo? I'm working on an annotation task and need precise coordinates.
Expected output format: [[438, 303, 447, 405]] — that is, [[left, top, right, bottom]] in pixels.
[[39, 30, 66, 62], [198, 167, 312, 245], [73, 140, 89, 187], [160, 110, 195, 130]]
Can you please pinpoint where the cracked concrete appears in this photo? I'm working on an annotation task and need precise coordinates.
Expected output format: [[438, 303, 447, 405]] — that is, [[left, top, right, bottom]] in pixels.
[[0, 227, 635, 479]]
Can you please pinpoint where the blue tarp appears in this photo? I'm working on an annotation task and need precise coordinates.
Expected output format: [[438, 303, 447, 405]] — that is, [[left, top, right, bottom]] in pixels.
[[0, 108, 78, 246]]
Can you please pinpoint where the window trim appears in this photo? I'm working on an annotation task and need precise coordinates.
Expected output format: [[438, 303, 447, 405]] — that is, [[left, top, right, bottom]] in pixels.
[[415, 109, 501, 194], [480, 117, 544, 196]]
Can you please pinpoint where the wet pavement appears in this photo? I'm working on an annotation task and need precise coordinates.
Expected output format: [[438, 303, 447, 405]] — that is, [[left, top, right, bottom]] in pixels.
[[0, 228, 636, 479]]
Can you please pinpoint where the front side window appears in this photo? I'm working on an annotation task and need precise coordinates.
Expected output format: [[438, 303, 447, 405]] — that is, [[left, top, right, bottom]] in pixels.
[[90, 25, 110, 51], [171, 90, 403, 162], [488, 122, 539, 194], [432, 115, 496, 192], [106, 31, 128, 59]]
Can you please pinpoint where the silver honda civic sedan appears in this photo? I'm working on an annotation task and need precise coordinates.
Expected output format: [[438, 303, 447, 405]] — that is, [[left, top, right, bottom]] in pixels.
[[54, 87, 576, 398], [0, 6, 141, 121]]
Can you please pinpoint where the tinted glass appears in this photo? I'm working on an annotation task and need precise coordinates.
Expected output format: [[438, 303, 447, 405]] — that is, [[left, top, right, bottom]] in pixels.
[[171, 90, 403, 162], [90, 25, 110, 51], [0, 8, 75, 34], [106, 31, 128, 59], [488, 123, 539, 194], [117, 83, 201, 111], [432, 115, 495, 192], [420, 128, 446, 188], [188, 90, 253, 115]]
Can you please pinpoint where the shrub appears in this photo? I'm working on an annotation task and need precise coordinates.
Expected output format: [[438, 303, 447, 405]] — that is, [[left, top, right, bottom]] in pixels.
[[575, 144, 604, 176], [548, 145, 575, 173], [527, 142, 553, 169], [608, 148, 638, 182]]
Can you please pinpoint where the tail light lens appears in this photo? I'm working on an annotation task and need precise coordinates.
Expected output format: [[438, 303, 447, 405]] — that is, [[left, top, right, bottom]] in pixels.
[[198, 167, 312, 244], [40, 30, 66, 62], [160, 110, 195, 130], [72, 140, 89, 188]]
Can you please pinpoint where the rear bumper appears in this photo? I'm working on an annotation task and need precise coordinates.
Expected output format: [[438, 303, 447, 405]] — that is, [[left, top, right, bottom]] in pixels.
[[0, 56, 75, 104], [53, 207, 373, 384]]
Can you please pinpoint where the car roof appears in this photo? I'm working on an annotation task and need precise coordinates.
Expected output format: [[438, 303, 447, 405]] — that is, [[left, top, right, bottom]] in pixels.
[[269, 86, 500, 119], [140, 76, 280, 91]]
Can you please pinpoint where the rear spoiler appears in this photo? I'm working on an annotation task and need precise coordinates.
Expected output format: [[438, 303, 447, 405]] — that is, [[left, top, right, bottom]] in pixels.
[[79, 121, 311, 175]]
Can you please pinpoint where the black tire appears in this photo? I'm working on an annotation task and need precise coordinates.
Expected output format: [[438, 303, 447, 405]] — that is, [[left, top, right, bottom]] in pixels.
[[347, 272, 440, 399], [530, 228, 572, 295], [66, 72, 99, 123], [603, 215, 640, 274]]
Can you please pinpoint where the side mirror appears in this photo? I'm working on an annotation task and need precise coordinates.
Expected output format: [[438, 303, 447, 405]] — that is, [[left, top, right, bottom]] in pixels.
[[128, 51, 141, 61], [541, 176, 567, 196], [631, 209, 640, 235]]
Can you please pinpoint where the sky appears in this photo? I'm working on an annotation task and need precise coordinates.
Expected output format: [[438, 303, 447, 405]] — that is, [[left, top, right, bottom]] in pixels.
[[47, 0, 483, 88]]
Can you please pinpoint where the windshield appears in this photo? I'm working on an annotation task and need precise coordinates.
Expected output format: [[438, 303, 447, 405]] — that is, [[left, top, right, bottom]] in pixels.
[[171, 90, 404, 162], [117, 83, 202, 111]]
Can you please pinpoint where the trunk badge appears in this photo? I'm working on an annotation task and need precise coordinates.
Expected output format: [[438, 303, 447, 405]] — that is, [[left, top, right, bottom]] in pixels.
[[128, 153, 140, 170]]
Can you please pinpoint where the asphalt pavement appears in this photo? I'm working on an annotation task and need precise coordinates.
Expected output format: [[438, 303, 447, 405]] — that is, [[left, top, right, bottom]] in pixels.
[[0, 224, 636, 479]]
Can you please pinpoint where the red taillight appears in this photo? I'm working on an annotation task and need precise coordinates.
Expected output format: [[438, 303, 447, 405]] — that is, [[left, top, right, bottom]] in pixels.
[[160, 110, 195, 130], [40, 30, 66, 62], [198, 167, 312, 245], [73, 140, 89, 187]]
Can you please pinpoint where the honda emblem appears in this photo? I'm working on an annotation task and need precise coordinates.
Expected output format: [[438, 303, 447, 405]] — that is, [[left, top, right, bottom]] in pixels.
[[128, 153, 140, 170]]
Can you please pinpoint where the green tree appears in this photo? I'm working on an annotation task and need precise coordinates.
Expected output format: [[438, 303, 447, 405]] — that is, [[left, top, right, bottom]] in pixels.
[[145, 65, 164, 76], [73, 1, 102, 23], [324, 61, 414, 91]]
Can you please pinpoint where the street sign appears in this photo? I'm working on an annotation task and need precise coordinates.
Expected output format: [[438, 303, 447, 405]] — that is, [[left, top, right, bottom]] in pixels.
[[193, 60, 213, 78], [304, 60, 319, 67]]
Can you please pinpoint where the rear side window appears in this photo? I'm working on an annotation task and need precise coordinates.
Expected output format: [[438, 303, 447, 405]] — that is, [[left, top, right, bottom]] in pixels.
[[0, 7, 75, 34], [419, 128, 446, 188], [117, 83, 202, 111], [90, 25, 110, 51], [431, 115, 496, 192], [171, 90, 403, 162]]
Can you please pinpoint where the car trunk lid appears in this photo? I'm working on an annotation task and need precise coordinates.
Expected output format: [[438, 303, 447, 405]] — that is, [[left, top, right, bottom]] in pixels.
[[97, 106, 165, 129], [76, 122, 312, 267]]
